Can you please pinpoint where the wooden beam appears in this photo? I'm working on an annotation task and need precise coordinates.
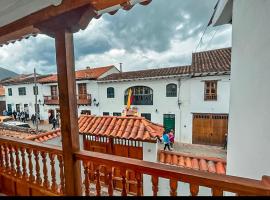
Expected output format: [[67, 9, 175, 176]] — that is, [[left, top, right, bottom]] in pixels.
[[0, 0, 92, 37], [55, 29, 82, 196]]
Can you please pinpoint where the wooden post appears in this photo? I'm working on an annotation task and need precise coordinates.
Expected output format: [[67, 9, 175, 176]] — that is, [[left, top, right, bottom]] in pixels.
[[55, 29, 82, 196]]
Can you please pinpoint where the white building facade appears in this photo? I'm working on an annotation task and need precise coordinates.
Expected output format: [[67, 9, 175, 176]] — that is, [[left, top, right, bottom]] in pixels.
[[211, 0, 270, 181], [2, 48, 231, 146]]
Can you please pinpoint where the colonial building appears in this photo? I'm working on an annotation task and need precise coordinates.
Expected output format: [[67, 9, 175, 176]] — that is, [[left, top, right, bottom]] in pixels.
[[1, 74, 52, 120], [37, 65, 119, 122], [1, 66, 119, 121], [98, 48, 231, 146]]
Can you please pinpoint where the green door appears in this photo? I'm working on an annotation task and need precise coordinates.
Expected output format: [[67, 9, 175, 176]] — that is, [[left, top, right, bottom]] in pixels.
[[163, 114, 175, 132]]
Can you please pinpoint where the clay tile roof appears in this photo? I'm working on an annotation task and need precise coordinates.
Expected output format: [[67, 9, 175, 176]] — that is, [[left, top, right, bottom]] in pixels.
[[79, 115, 164, 142], [38, 65, 115, 84], [158, 150, 226, 175], [0, 74, 52, 86], [26, 129, 61, 143], [192, 47, 231, 74], [0, 129, 32, 139], [98, 65, 191, 82]]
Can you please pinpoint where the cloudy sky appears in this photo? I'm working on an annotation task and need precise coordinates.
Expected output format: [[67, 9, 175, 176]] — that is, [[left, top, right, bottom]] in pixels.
[[0, 0, 232, 75]]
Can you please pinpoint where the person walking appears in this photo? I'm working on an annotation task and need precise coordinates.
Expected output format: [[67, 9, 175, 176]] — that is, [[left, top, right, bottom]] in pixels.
[[168, 129, 175, 149], [31, 114, 36, 125], [52, 117, 57, 130], [12, 110, 17, 120], [162, 131, 171, 151], [224, 133, 228, 150]]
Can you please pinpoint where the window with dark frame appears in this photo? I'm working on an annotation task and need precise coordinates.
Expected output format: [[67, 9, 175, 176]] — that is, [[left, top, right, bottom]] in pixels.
[[103, 112, 110, 116], [107, 87, 115, 98], [18, 87, 26, 96], [8, 88, 12, 96], [124, 86, 153, 105], [113, 112, 121, 116], [166, 83, 177, 97], [204, 80, 217, 101], [33, 86, 38, 95], [141, 113, 151, 121]]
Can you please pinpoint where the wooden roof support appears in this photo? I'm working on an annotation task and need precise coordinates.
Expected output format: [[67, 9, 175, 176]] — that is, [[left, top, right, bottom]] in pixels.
[[55, 29, 82, 196], [34, 5, 96, 196]]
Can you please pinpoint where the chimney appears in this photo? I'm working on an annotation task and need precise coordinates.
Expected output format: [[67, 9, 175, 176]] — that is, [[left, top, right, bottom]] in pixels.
[[119, 63, 123, 73], [86, 66, 91, 69]]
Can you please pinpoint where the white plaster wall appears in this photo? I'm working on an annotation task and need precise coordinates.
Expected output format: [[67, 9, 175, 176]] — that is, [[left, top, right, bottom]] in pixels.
[[98, 75, 230, 144], [226, 0, 270, 179], [142, 142, 158, 196], [4, 83, 47, 120], [98, 78, 182, 141], [180, 75, 230, 143]]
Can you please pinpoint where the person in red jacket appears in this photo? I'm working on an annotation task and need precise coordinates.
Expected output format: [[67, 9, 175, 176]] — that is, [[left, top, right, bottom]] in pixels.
[[168, 129, 175, 149]]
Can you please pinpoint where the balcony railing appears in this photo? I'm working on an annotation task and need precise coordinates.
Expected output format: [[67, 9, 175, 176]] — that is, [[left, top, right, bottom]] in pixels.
[[0, 135, 270, 196], [44, 94, 91, 106]]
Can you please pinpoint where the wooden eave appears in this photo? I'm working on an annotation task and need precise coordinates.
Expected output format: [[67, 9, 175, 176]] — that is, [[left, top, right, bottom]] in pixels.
[[0, 0, 151, 45]]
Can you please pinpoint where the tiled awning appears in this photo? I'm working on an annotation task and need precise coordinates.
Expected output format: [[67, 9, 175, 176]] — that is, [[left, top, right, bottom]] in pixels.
[[79, 115, 164, 142], [159, 150, 226, 175]]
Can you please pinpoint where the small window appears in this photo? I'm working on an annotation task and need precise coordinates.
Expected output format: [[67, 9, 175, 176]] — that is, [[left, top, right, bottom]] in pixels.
[[103, 112, 110, 116], [107, 87, 115, 98], [204, 80, 217, 101], [166, 84, 177, 97], [113, 112, 121, 116], [33, 86, 38, 95], [141, 113, 151, 121], [8, 88, 12, 96], [18, 87, 26, 96]]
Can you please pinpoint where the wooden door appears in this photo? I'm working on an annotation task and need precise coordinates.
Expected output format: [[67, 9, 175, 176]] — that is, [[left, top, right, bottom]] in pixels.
[[78, 83, 87, 99], [51, 85, 58, 99], [192, 113, 228, 146]]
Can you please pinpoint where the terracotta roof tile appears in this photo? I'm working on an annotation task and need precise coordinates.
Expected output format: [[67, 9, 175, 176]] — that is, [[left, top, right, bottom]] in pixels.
[[192, 47, 231, 74], [26, 129, 61, 143], [38, 66, 115, 83], [1, 74, 52, 86], [159, 150, 226, 175], [79, 115, 164, 142], [99, 65, 191, 81]]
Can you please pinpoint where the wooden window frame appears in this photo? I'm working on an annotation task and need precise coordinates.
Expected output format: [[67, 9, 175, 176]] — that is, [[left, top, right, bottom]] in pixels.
[[107, 87, 115, 98], [18, 87, 26, 96], [141, 113, 151, 121], [8, 88, 12, 96], [204, 80, 217, 101], [166, 83, 177, 97], [103, 112, 110, 116]]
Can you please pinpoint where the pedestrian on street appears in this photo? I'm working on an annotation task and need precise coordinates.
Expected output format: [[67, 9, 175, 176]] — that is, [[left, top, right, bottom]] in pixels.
[[17, 112, 21, 121], [224, 133, 228, 150], [12, 110, 17, 120], [52, 118, 57, 130], [168, 129, 175, 149], [162, 131, 171, 151], [31, 114, 36, 125]]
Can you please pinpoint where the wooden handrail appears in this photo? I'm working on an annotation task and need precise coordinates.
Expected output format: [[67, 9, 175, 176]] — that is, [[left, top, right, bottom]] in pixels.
[[0, 135, 62, 154], [75, 150, 270, 196], [1, 135, 270, 196]]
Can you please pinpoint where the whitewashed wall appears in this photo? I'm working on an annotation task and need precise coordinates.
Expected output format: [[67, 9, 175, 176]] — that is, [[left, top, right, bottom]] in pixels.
[[226, 0, 270, 179], [179, 75, 230, 143], [4, 83, 47, 120], [98, 75, 230, 143]]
